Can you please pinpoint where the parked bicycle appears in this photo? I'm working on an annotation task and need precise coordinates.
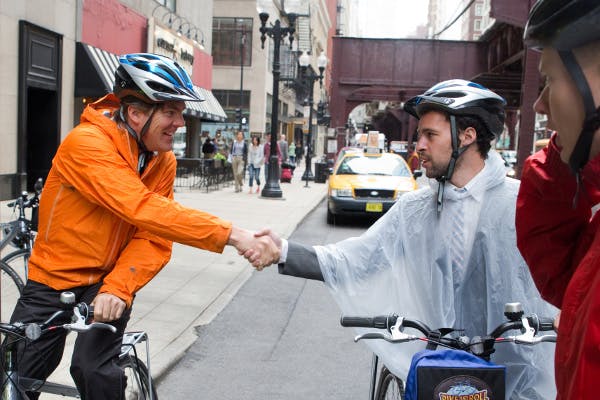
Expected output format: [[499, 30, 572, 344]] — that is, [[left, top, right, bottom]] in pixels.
[[0, 178, 43, 321], [341, 302, 556, 400], [0, 291, 157, 399]]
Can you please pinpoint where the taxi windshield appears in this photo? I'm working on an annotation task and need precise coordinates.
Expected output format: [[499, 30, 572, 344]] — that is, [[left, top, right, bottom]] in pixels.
[[336, 155, 411, 177]]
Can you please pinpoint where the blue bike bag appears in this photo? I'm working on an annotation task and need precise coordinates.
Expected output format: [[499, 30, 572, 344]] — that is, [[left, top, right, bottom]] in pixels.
[[404, 349, 505, 400]]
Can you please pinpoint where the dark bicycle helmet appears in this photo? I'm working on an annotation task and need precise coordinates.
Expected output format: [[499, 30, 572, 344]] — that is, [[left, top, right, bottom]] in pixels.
[[524, 0, 600, 51], [524, 0, 600, 178], [404, 79, 506, 212], [114, 53, 204, 103]]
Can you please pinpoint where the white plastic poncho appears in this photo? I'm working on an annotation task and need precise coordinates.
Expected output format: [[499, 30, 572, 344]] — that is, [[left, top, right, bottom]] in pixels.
[[315, 152, 556, 399]]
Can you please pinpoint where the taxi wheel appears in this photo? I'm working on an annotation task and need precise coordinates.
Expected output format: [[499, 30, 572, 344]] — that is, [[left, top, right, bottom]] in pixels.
[[326, 207, 336, 225]]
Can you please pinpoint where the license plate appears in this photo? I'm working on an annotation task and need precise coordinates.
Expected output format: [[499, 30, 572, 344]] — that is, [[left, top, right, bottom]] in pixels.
[[365, 202, 383, 212]]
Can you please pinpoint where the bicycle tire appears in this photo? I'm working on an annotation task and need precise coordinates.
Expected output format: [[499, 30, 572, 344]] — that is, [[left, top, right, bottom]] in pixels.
[[376, 367, 405, 400], [2, 248, 30, 286], [118, 355, 158, 400], [0, 260, 24, 322]]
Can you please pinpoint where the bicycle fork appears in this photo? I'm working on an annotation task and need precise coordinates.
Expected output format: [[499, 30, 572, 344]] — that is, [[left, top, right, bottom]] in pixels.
[[2, 340, 25, 400], [369, 354, 379, 400]]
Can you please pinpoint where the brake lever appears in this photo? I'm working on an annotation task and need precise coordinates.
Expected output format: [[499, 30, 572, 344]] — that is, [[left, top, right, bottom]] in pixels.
[[503, 316, 557, 345], [354, 332, 388, 342], [63, 307, 116, 333], [354, 317, 418, 343], [504, 334, 557, 345]]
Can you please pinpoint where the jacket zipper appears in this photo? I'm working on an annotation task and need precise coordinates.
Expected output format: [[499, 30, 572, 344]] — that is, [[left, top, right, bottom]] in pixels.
[[44, 185, 64, 242]]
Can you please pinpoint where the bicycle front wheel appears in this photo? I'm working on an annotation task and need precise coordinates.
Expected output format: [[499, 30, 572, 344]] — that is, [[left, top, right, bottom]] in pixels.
[[2, 249, 30, 286], [119, 355, 158, 400], [0, 260, 24, 322], [376, 367, 405, 400]]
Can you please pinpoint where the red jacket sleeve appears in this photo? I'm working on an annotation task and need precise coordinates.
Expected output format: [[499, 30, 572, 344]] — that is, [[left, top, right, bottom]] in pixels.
[[516, 134, 598, 307]]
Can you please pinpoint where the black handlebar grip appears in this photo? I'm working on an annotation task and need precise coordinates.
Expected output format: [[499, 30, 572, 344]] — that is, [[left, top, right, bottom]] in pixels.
[[340, 315, 396, 329], [536, 317, 555, 332], [76, 303, 94, 319]]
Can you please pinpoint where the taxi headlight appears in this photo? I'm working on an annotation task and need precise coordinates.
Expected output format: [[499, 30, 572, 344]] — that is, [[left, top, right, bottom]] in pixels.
[[332, 189, 353, 197]]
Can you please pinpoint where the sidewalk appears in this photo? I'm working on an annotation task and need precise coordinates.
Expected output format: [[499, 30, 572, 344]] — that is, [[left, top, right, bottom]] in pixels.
[[31, 164, 327, 396]]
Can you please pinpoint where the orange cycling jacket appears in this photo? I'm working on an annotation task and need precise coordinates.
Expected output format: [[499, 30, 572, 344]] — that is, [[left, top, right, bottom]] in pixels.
[[28, 95, 232, 307]]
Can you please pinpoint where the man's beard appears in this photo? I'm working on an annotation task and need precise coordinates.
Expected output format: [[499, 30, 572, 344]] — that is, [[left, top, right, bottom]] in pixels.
[[423, 159, 448, 180]]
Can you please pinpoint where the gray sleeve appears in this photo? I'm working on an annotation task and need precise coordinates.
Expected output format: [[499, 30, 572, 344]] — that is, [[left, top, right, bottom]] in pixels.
[[278, 241, 324, 281]]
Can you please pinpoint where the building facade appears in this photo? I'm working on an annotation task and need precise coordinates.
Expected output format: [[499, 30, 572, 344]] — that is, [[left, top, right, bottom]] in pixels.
[[0, 0, 225, 199], [211, 0, 338, 161]]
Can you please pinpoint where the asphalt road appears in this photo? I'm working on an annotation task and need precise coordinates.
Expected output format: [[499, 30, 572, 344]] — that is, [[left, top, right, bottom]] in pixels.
[[156, 199, 376, 399]]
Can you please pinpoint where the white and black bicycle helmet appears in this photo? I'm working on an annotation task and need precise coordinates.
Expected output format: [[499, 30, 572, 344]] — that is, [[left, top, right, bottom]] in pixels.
[[404, 79, 506, 137], [114, 53, 204, 103], [404, 79, 506, 211], [524, 0, 600, 176]]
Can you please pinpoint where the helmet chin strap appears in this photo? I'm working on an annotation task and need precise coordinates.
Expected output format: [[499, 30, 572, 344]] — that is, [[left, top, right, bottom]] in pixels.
[[558, 50, 600, 208], [436, 115, 468, 213], [119, 105, 157, 174]]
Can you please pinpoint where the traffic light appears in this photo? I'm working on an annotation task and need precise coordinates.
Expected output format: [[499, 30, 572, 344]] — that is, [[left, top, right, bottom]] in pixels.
[[316, 102, 325, 124], [234, 108, 242, 122]]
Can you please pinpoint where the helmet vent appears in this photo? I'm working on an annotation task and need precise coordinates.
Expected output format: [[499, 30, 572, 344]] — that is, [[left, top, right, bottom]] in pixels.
[[146, 81, 178, 95]]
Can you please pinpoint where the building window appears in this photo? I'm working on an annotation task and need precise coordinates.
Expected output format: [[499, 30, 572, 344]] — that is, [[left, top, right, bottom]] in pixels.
[[475, 4, 483, 16], [213, 89, 251, 124], [155, 0, 176, 12], [266, 94, 273, 117], [213, 17, 253, 66], [474, 19, 482, 32]]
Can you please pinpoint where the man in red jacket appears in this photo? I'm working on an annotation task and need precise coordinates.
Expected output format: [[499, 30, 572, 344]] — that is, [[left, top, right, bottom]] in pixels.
[[516, 1, 600, 398]]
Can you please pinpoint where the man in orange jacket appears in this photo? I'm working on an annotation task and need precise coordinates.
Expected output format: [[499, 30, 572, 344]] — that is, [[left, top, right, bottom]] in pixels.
[[9, 53, 278, 400], [516, 1, 600, 397]]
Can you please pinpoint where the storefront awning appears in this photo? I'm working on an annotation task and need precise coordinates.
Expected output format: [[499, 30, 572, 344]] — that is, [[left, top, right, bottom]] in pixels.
[[75, 42, 227, 122], [185, 86, 227, 122]]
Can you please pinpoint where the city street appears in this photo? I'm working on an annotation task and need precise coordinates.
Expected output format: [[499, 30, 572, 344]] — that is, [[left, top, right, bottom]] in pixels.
[[156, 200, 376, 399]]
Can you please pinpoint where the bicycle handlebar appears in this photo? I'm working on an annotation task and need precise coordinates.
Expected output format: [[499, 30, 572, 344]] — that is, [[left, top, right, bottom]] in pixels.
[[340, 302, 556, 355], [6, 178, 43, 210], [0, 292, 116, 342]]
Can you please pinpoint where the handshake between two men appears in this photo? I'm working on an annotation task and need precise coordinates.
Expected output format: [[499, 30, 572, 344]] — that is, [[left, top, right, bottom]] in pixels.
[[229, 227, 281, 271]]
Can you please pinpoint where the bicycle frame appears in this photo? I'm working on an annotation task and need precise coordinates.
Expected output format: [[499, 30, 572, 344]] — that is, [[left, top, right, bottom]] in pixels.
[[1, 298, 155, 400], [121, 331, 154, 399], [1, 332, 154, 400]]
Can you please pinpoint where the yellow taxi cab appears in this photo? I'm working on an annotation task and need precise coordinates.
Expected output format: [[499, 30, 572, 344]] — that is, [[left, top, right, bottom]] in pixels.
[[327, 150, 420, 224]]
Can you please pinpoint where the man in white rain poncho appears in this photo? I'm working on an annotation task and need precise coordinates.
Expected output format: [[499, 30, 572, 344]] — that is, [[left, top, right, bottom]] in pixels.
[[249, 80, 557, 399]]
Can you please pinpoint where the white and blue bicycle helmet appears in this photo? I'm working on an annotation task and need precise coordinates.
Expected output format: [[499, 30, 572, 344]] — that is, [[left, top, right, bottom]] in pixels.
[[114, 53, 204, 103]]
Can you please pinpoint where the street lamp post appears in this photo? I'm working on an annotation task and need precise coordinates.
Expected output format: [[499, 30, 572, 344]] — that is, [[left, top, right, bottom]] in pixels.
[[257, 10, 297, 198], [239, 28, 245, 132], [298, 51, 328, 185]]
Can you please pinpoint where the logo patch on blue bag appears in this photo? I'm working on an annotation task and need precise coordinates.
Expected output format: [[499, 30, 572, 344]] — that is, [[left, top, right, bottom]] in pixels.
[[404, 350, 505, 400], [435, 375, 490, 399]]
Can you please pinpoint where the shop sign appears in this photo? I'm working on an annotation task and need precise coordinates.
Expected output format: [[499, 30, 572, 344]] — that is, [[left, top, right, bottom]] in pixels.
[[150, 20, 195, 76]]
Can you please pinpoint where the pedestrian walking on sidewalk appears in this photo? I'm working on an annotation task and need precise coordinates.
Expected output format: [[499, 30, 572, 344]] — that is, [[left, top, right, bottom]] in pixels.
[[288, 141, 296, 164], [279, 133, 289, 162], [247, 135, 264, 193], [263, 133, 282, 182], [230, 131, 248, 192], [249, 79, 556, 399], [7, 53, 279, 400], [295, 140, 303, 163]]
